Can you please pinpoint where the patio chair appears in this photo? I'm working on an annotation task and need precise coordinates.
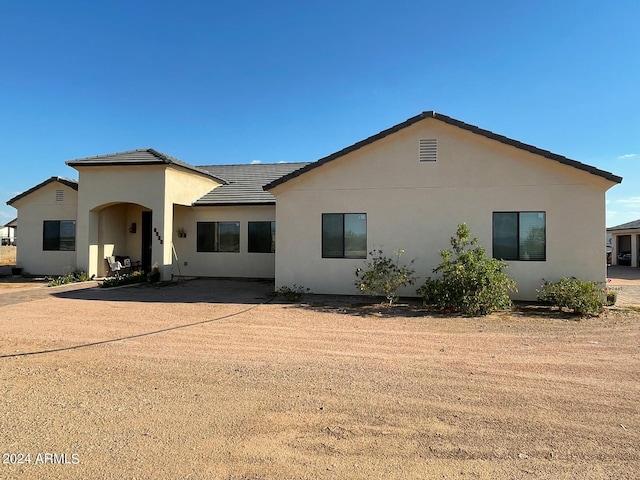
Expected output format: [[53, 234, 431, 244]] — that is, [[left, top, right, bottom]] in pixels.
[[106, 256, 123, 277], [106, 256, 134, 277]]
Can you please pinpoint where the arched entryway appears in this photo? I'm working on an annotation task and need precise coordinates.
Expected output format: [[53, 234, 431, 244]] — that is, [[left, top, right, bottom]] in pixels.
[[91, 202, 152, 277]]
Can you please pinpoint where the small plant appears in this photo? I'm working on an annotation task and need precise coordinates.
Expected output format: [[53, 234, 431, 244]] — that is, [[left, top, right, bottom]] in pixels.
[[417, 223, 516, 316], [147, 264, 160, 283], [355, 249, 417, 305], [276, 284, 310, 302], [99, 270, 147, 288], [47, 270, 93, 287], [605, 278, 620, 306], [537, 277, 604, 316]]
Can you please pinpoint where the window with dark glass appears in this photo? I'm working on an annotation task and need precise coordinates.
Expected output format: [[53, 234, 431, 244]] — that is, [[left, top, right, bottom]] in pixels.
[[248, 221, 275, 253], [197, 222, 240, 252], [493, 212, 546, 261], [322, 213, 367, 258], [43, 220, 76, 251]]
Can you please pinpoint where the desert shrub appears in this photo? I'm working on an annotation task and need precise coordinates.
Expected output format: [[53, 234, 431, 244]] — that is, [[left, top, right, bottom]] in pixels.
[[355, 249, 417, 305], [276, 284, 310, 302], [537, 277, 604, 316], [417, 223, 516, 316], [47, 270, 93, 287], [99, 270, 147, 288]]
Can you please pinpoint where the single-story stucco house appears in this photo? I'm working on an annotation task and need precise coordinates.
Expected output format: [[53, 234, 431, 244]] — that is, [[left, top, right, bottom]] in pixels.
[[1, 218, 17, 246], [607, 219, 640, 267], [6, 111, 622, 300]]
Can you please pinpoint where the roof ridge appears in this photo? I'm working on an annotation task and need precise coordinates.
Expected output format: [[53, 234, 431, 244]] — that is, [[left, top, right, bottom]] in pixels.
[[199, 161, 309, 167], [70, 148, 154, 162]]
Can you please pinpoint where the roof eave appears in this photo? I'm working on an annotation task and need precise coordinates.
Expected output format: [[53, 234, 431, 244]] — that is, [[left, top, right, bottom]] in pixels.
[[192, 201, 276, 207], [66, 159, 227, 184]]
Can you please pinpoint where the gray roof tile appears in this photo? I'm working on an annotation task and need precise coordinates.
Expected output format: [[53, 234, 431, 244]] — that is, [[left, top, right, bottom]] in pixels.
[[66, 148, 224, 182], [194, 163, 310, 205], [607, 219, 640, 231]]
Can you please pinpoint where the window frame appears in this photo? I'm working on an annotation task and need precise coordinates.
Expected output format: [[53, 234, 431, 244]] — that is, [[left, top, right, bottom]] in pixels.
[[196, 221, 240, 253], [322, 213, 367, 259], [43, 220, 76, 252], [248, 221, 276, 253], [492, 211, 546, 261]]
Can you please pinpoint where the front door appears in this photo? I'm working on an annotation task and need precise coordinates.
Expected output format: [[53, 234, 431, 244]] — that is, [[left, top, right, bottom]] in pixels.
[[141, 211, 152, 272]]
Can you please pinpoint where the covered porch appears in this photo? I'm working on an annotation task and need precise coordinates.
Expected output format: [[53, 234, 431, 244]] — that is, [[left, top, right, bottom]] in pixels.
[[90, 202, 154, 277]]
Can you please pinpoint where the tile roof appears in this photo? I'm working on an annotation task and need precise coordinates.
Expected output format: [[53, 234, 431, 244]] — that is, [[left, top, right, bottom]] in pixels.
[[7, 177, 78, 206], [66, 148, 224, 182], [194, 163, 310, 205], [607, 219, 640, 231], [264, 111, 623, 190]]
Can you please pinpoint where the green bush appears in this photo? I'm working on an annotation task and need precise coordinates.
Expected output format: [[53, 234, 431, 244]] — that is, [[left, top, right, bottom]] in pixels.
[[355, 249, 417, 305], [537, 277, 604, 316], [417, 223, 516, 316], [47, 270, 93, 287], [99, 271, 147, 288]]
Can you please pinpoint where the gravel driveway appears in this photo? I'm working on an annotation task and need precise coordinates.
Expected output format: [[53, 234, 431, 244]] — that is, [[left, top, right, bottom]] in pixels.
[[1, 278, 638, 479]]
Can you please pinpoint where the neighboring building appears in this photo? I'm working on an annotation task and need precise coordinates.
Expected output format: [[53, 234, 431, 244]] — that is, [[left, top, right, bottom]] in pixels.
[[1, 217, 17, 245], [5, 111, 622, 299], [607, 220, 640, 267]]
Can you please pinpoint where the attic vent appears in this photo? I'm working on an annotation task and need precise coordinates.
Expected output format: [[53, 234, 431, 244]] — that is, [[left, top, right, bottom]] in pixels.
[[55, 190, 64, 202], [419, 139, 437, 162]]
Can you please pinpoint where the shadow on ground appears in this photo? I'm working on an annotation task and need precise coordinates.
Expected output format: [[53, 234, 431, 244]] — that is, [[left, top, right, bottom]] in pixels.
[[51, 278, 276, 305]]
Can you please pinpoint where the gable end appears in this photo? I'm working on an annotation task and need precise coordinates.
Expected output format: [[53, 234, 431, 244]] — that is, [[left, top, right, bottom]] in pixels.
[[264, 111, 622, 190]]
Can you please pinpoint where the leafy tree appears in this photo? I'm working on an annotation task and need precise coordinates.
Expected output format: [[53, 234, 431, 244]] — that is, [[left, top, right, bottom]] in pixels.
[[417, 223, 516, 316]]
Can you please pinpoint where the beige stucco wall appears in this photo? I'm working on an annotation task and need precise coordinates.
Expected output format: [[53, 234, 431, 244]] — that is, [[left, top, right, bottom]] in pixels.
[[172, 205, 277, 278], [271, 119, 615, 300], [73, 164, 219, 279], [10, 182, 78, 275]]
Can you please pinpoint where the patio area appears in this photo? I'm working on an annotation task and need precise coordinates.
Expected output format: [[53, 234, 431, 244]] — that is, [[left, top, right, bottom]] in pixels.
[[607, 265, 640, 306]]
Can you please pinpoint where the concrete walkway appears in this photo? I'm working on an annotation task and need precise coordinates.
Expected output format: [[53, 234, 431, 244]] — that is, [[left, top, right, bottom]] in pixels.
[[0, 281, 100, 307]]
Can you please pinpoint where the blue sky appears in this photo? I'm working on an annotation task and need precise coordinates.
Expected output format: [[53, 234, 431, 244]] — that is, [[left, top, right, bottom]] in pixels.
[[1, 1, 638, 227]]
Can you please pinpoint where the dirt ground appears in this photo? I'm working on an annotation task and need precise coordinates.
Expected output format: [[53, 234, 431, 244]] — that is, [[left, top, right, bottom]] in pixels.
[[0, 246, 17, 266], [0, 279, 638, 479]]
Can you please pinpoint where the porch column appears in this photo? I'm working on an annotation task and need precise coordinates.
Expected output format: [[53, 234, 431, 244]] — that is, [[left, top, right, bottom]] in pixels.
[[611, 234, 618, 265], [76, 207, 99, 277], [87, 210, 100, 278], [633, 235, 639, 268]]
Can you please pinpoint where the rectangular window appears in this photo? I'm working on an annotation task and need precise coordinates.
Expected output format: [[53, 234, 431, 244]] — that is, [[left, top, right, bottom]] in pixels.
[[248, 221, 275, 253], [197, 222, 240, 252], [43, 220, 76, 251], [493, 212, 546, 261], [322, 213, 367, 258]]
